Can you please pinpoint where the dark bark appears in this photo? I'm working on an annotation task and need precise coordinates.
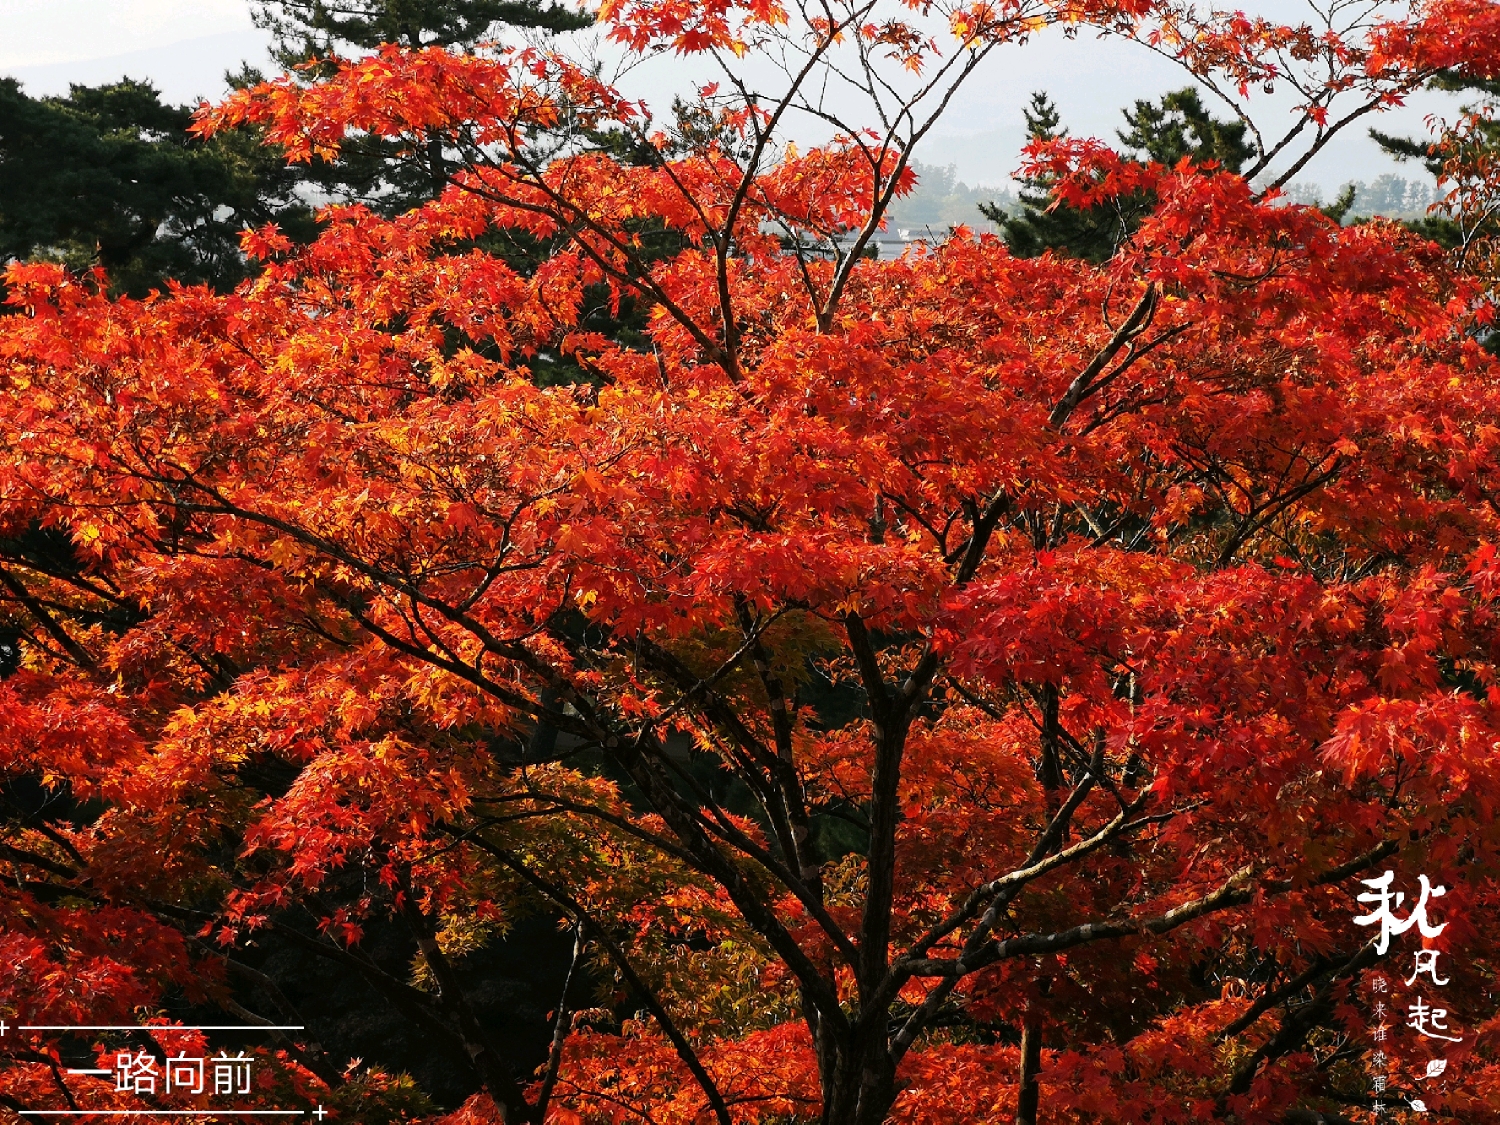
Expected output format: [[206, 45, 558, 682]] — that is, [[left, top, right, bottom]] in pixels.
[[1017, 1017, 1043, 1125]]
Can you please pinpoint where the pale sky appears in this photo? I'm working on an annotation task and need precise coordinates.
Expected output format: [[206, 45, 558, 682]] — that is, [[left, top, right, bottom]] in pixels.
[[0, 0, 1460, 192]]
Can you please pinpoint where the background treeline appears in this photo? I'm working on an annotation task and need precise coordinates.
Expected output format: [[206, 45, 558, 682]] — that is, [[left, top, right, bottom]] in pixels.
[[888, 88, 1455, 253], [2, 31, 1465, 298], [893, 165, 1439, 236]]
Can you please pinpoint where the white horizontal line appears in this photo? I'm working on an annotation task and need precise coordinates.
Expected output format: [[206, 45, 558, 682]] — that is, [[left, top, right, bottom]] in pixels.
[[64, 1069, 112, 1075], [22, 1027, 304, 1032], [19, 1112, 304, 1117]]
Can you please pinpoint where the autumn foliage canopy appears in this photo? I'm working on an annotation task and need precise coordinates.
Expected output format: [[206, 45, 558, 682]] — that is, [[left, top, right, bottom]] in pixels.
[[5, 0, 1500, 1121]]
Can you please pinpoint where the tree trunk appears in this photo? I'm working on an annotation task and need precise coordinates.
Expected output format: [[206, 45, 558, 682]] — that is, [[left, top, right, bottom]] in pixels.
[[1016, 1016, 1043, 1125], [819, 1031, 898, 1125]]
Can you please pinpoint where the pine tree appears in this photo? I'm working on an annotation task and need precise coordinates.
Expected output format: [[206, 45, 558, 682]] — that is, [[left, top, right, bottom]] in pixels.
[[0, 77, 316, 296], [982, 88, 1254, 262], [250, 1, 594, 215], [1117, 87, 1253, 171], [254, 0, 592, 65], [980, 92, 1130, 262]]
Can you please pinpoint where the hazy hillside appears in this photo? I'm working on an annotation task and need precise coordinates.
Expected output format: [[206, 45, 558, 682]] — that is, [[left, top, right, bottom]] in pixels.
[[884, 160, 1017, 236]]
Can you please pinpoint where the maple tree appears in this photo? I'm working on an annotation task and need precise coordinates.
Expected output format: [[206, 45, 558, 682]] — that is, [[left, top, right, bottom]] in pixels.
[[247, 0, 595, 215], [6, 0, 1500, 1121]]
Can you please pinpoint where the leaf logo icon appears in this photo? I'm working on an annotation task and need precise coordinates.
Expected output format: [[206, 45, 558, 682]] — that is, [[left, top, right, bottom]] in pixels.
[[1426, 1059, 1448, 1078]]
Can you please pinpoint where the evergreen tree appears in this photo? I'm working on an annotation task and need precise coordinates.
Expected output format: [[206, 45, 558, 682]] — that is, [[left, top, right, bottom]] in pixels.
[[255, 0, 593, 66], [982, 88, 1254, 262], [1319, 183, 1357, 225], [1116, 86, 1253, 172], [980, 92, 1129, 262], [250, 1, 595, 215], [0, 77, 316, 296]]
